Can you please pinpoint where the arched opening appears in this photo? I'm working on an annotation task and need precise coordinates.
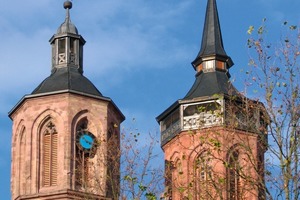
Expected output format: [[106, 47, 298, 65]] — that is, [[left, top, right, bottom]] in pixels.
[[58, 38, 66, 64], [18, 126, 26, 195], [194, 151, 212, 199], [40, 120, 58, 187], [75, 118, 97, 189], [227, 150, 241, 200]]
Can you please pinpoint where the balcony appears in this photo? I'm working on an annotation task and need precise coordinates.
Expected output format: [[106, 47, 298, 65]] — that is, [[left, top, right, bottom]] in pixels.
[[161, 120, 181, 145]]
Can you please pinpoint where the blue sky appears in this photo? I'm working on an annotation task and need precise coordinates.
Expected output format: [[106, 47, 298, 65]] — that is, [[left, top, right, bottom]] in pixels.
[[1, 0, 300, 198]]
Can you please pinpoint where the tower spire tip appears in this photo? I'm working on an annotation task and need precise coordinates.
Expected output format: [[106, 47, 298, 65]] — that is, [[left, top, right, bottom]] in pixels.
[[63, 1, 72, 10]]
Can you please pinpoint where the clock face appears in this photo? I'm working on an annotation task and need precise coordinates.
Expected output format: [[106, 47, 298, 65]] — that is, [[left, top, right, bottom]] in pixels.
[[76, 131, 97, 152], [79, 134, 94, 150]]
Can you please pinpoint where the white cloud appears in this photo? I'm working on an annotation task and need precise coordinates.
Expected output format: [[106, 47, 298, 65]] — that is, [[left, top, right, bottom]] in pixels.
[[0, 0, 195, 97], [80, 0, 194, 72]]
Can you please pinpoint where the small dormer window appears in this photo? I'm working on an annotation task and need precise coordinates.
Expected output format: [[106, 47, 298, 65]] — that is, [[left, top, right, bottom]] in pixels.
[[203, 60, 214, 72]]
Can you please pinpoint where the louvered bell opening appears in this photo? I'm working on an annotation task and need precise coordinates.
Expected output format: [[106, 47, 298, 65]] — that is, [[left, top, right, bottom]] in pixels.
[[51, 132, 58, 186], [43, 133, 51, 187], [43, 132, 58, 187]]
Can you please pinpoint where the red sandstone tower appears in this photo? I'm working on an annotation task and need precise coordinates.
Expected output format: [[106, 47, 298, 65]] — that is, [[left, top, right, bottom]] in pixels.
[[9, 1, 124, 199], [157, 0, 267, 199]]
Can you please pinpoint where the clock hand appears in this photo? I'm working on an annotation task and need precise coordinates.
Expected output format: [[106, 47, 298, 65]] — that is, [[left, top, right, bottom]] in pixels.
[[82, 136, 93, 146]]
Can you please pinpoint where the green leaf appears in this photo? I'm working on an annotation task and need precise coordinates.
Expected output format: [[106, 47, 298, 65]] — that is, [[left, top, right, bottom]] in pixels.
[[124, 175, 131, 181], [145, 192, 156, 200], [139, 184, 147, 192], [218, 177, 226, 184], [247, 25, 254, 35], [178, 187, 185, 193], [258, 26, 264, 34]]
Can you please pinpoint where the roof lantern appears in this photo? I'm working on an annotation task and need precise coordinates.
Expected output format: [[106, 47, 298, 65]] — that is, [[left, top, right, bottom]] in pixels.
[[31, 1, 102, 97]]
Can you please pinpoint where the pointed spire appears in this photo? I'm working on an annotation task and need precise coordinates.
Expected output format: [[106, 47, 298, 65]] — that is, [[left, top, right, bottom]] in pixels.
[[57, 0, 78, 34], [182, 0, 238, 100], [192, 0, 233, 70], [64, 1, 71, 26]]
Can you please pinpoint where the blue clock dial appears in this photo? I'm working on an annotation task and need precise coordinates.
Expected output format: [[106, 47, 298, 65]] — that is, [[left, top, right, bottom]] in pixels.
[[76, 131, 97, 153], [79, 134, 94, 149]]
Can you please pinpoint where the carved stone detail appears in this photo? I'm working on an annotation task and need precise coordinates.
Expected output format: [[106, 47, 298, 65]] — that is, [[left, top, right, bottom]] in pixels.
[[58, 53, 66, 64]]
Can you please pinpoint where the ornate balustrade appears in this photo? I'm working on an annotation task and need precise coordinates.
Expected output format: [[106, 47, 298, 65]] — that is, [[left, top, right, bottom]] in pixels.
[[161, 120, 181, 145], [183, 112, 222, 130]]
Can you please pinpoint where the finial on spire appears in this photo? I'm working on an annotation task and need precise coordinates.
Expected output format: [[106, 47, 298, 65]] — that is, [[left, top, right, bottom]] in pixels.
[[64, 1, 72, 10], [56, 0, 78, 35]]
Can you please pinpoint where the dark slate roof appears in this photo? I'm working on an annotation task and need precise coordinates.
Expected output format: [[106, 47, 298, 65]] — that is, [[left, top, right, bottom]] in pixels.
[[186, 0, 237, 100], [157, 0, 240, 122], [157, 72, 240, 122], [192, 0, 233, 68], [183, 71, 239, 100], [32, 67, 102, 97]]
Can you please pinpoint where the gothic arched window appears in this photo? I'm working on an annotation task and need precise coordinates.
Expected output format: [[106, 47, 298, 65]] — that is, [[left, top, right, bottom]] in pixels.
[[18, 126, 26, 194], [164, 160, 173, 199], [41, 121, 58, 187], [194, 152, 212, 199], [75, 119, 97, 188], [228, 150, 241, 200]]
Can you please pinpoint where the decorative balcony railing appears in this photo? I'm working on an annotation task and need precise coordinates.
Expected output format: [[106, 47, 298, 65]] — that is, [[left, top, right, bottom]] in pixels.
[[161, 120, 181, 145], [183, 112, 222, 130]]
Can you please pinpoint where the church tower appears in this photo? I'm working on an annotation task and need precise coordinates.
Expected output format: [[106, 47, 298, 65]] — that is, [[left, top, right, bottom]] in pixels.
[[9, 1, 124, 199], [157, 0, 267, 199]]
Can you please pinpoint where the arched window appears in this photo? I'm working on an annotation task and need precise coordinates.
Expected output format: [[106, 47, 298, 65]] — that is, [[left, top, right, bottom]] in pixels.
[[19, 127, 26, 194], [228, 150, 241, 200], [41, 121, 58, 187], [164, 160, 173, 199], [194, 152, 212, 199], [75, 119, 97, 188]]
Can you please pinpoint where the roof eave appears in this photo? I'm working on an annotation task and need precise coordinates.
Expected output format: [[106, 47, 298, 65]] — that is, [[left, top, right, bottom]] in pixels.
[[8, 90, 125, 121], [156, 101, 180, 123], [49, 33, 86, 44]]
